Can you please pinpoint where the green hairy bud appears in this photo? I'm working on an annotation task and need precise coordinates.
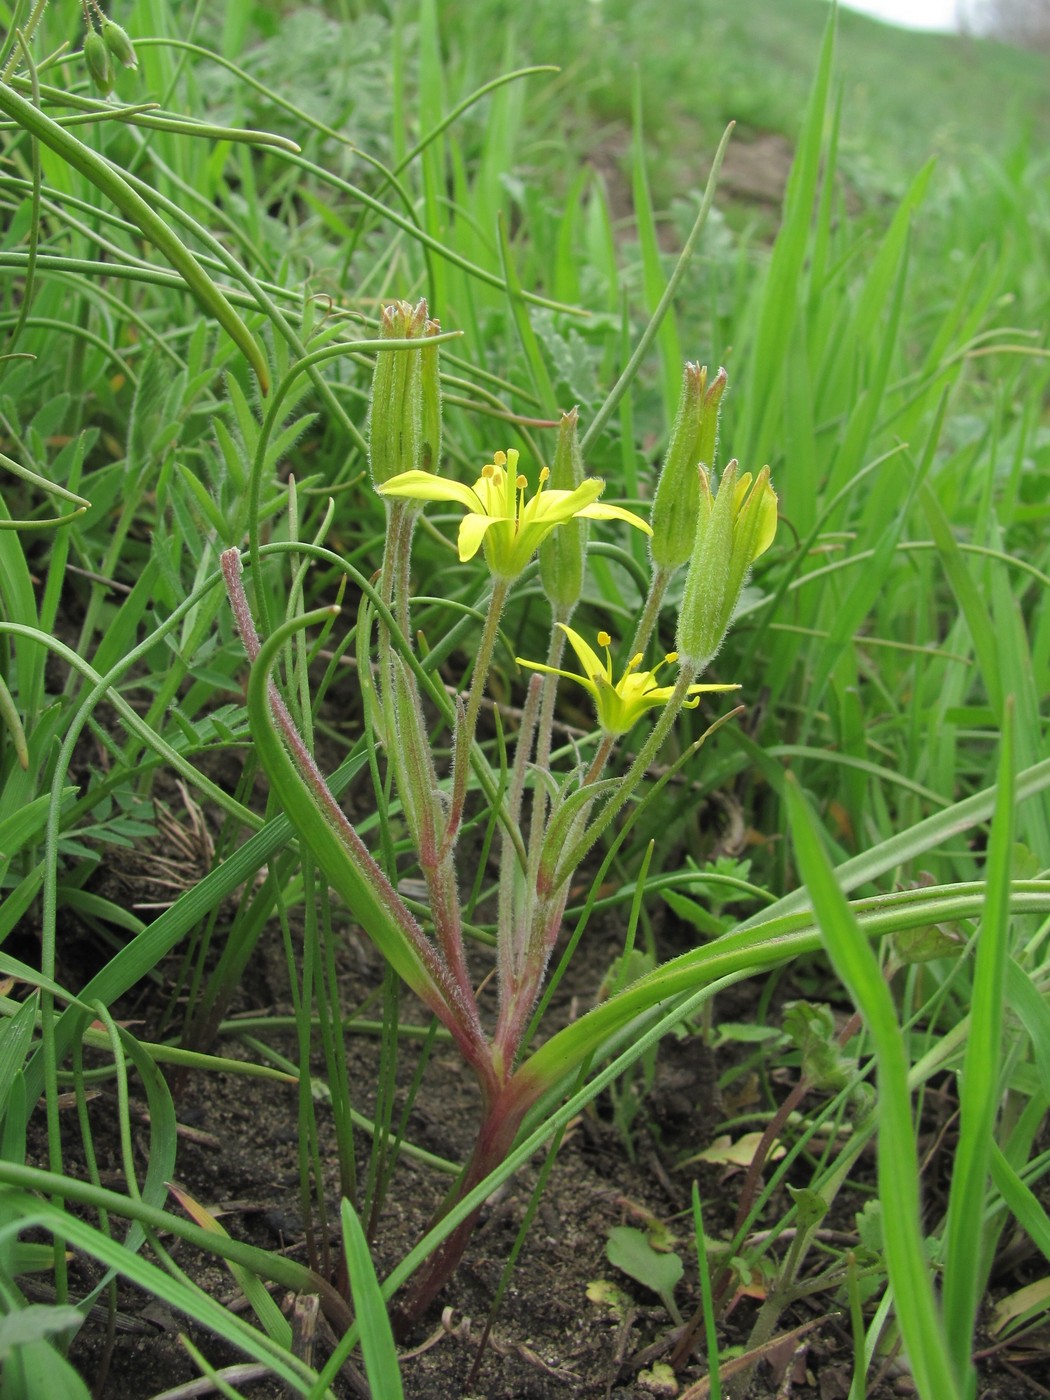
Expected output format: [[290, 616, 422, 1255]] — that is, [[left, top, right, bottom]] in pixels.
[[649, 362, 727, 573], [367, 299, 429, 489], [675, 459, 778, 670], [101, 19, 138, 69], [539, 408, 587, 614], [83, 31, 114, 95]]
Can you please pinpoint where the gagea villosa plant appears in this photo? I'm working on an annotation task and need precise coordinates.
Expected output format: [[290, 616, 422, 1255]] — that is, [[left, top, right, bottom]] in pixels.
[[221, 312, 778, 1331]]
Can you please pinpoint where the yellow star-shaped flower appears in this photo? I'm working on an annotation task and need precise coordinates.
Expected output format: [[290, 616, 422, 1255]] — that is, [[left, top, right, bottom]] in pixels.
[[517, 625, 739, 736], [377, 448, 651, 580]]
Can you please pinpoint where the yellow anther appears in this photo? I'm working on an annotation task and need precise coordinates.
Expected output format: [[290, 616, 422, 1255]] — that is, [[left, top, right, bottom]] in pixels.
[[597, 631, 612, 648]]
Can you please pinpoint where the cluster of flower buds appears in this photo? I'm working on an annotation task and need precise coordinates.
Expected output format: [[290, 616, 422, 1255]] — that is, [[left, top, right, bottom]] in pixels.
[[83, 12, 138, 96], [648, 361, 778, 671]]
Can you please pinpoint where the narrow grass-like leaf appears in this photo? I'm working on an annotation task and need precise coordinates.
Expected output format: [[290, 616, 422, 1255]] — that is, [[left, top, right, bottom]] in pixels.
[[0, 1202, 326, 1394], [0, 1169, 350, 1336], [988, 1143, 1050, 1268], [784, 774, 961, 1399], [340, 1199, 404, 1400], [168, 1185, 292, 1347], [0, 80, 269, 391], [941, 701, 1015, 1367]]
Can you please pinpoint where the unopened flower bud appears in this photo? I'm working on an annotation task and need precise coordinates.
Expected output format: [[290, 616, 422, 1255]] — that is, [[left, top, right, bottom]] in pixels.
[[650, 363, 727, 573], [539, 408, 587, 613], [675, 460, 778, 670], [368, 299, 429, 489], [101, 19, 138, 69], [84, 31, 114, 95]]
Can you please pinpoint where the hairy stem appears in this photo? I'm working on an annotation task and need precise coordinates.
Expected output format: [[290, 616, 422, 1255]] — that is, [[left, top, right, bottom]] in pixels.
[[444, 575, 510, 853]]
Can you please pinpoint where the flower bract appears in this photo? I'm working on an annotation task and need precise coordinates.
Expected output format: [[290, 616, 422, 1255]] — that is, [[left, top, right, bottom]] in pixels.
[[517, 625, 739, 736], [377, 448, 651, 580]]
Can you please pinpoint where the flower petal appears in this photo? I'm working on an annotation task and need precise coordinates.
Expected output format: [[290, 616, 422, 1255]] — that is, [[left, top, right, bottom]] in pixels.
[[516, 656, 599, 697], [378, 470, 483, 511], [557, 624, 609, 685], [577, 501, 653, 535], [524, 478, 605, 527], [457, 512, 498, 561]]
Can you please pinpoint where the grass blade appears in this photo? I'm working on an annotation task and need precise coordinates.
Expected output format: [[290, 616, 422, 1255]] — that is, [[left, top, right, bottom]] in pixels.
[[784, 774, 962, 1400]]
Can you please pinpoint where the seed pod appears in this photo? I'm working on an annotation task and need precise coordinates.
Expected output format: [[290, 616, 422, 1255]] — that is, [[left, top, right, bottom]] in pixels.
[[101, 19, 138, 70], [84, 31, 114, 95]]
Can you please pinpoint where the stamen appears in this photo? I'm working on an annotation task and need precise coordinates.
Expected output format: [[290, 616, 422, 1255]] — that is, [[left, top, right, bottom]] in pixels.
[[493, 450, 507, 466], [515, 474, 528, 490], [628, 652, 644, 672], [597, 631, 612, 648], [538, 466, 550, 485]]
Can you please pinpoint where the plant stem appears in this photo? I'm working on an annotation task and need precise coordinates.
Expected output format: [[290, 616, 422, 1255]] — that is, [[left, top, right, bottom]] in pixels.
[[444, 575, 510, 852], [630, 566, 671, 659], [553, 667, 700, 886]]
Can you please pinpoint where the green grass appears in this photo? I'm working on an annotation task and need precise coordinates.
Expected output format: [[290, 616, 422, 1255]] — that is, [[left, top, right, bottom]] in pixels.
[[0, 0, 1048, 1395]]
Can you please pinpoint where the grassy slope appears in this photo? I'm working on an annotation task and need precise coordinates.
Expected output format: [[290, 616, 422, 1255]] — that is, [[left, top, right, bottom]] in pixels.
[[438, 0, 1050, 195]]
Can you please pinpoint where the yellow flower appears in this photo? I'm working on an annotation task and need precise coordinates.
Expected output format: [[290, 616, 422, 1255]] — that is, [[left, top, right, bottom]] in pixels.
[[377, 448, 652, 580], [517, 625, 739, 736]]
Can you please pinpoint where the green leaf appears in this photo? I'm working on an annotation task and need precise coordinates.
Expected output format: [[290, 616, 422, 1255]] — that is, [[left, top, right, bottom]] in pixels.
[[0, 1305, 84, 1361], [606, 1226, 683, 1323], [0, 81, 269, 392], [785, 774, 963, 1398], [783, 1001, 853, 1091], [340, 1200, 403, 1399]]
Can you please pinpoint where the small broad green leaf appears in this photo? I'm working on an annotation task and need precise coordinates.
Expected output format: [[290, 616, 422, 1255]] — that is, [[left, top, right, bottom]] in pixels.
[[712, 1022, 782, 1047], [856, 1199, 883, 1254], [783, 1001, 853, 1090], [585, 1279, 632, 1318], [892, 923, 964, 964], [606, 1225, 683, 1322], [681, 1132, 786, 1171], [637, 1361, 678, 1395], [1010, 843, 1041, 880], [662, 888, 727, 939], [0, 1305, 83, 1360], [786, 1184, 828, 1229], [597, 949, 654, 1002]]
